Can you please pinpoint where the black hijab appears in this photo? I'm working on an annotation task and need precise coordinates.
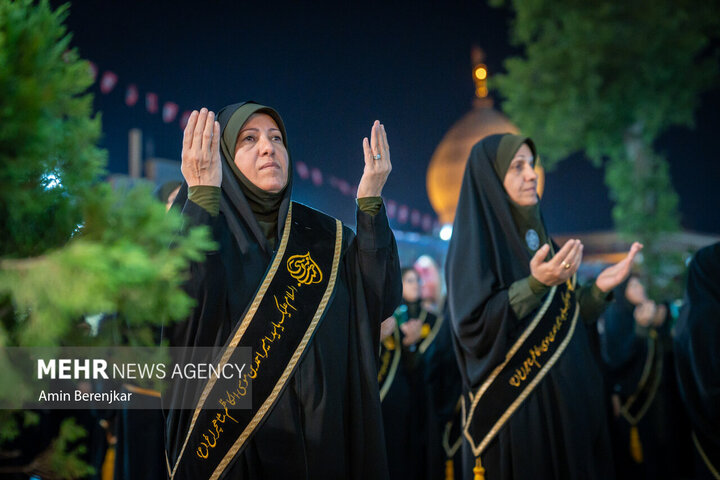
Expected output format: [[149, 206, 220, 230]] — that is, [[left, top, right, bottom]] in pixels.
[[445, 133, 550, 387], [173, 101, 293, 256]]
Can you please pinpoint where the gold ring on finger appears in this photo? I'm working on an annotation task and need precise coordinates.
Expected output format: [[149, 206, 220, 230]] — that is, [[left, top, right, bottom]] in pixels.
[[563, 262, 571, 269]]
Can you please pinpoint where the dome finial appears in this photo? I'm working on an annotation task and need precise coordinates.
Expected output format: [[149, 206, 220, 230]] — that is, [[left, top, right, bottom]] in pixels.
[[471, 46, 492, 108]]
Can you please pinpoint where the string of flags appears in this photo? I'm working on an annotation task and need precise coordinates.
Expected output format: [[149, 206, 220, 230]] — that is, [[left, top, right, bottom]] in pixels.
[[88, 62, 440, 232]]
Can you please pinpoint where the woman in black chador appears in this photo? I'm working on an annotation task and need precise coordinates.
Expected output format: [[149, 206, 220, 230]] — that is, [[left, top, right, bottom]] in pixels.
[[163, 104, 401, 480], [445, 134, 642, 479], [600, 275, 688, 480], [379, 267, 444, 480], [674, 242, 720, 479]]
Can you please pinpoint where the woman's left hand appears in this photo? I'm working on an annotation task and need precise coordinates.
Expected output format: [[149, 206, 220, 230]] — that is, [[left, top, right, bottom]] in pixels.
[[357, 120, 392, 198], [595, 242, 643, 293]]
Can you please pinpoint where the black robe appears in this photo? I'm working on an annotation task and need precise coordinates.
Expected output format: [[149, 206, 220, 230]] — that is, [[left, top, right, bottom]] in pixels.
[[600, 285, 690, 480], [163, 102, 402, 480], [674, 242, 720, 479], [380, 329, 428, 480], [164, 198, 401, 479], [422, 307, 463, 480], [445, 135, 614, 479], [380, 302, 440, 480]]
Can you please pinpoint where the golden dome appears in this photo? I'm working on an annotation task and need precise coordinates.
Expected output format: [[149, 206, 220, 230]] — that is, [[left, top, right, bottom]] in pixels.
[[427, 48, 546, 225], [427, 100, 520, 224]]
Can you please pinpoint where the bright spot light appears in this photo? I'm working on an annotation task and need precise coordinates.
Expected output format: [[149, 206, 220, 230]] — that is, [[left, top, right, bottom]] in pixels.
[[475, 67, 487, 80], [439, 224, 453, 241], [42, 173, 62, 190]]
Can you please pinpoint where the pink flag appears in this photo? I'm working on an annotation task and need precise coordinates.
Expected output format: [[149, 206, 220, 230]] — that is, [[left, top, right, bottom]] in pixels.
[[125, 84, 138, 106], [422, 214, 433, 232], [311, 168, 323, 186], [163, 102, 179, 123], [296, 161, 310, 179], [387, 200, 397, 219], [146, 93, 158, 114], [338, 180, 351, 195], [398, 205, 409, 224], [100, 71, 118, 94], [411, 209, 421, 226]]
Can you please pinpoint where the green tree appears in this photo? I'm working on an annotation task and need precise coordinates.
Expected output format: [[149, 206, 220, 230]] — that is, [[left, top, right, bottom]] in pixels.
[[0, 1, 212, 477], [491, 0, 719, 298]]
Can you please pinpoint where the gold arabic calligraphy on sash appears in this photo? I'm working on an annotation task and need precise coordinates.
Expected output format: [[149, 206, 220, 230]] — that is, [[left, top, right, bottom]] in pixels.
[[195, 253, 323, 460], [508, 279, 575, 388]]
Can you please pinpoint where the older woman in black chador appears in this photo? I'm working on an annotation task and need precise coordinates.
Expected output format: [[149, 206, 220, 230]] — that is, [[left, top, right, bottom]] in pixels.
[[445, 134, 642, 480], [163, 104, 401, 479]]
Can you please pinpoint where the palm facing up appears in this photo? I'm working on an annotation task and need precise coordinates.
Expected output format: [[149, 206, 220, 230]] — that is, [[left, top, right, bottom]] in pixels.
[[595, 242, 643, 293]]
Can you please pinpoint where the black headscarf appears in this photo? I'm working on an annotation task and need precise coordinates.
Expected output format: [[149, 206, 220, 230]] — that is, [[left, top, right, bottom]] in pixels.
[[445, 133, 550, 387], [173, 101, 293, 256]]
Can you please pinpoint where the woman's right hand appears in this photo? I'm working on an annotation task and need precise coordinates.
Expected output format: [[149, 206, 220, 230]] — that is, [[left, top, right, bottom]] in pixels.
[[529, 239, 583, 287], [380, 316, 397, 341], [634, 300, 657, 327], [181, 108, 222, 187]]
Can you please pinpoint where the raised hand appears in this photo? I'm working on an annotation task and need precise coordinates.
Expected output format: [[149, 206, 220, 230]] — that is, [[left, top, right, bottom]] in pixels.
[[530, 239, 584, 287], [181, 108, 222, 187], [595, 242, 643, 293], [357, 120, 392, 198], [634, 300, 657, 327], [401, 318, 423, 347]]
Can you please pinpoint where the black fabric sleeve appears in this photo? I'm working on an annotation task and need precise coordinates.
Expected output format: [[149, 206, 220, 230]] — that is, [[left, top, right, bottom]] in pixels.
[[353, 202, 402, 325], [577, 281, 613, 325], [161, 199, 228, 347]]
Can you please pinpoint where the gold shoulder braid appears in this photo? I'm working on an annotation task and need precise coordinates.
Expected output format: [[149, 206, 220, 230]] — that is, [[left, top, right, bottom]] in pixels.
[[378, 326, 402, 402], [618, 327, 663, 464], [442, 396, 464, 480], [418, 309, 446, 355], [166, 202, 343, 480], [463, 276, 579, 479]]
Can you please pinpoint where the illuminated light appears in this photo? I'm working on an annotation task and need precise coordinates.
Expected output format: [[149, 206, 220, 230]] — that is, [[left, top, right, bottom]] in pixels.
[[476, 86, 488, 98], [42, 173, 62, 190], [474, 66, 487, 80], [439, 224, 453, 241]]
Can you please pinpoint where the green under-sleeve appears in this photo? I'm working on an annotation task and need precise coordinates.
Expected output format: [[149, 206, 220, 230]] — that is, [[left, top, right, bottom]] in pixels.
[[509, 275, 550, 319], [188, 185, 220, 216], [577, 281, 612, 324], [356, 197, 383, 217]]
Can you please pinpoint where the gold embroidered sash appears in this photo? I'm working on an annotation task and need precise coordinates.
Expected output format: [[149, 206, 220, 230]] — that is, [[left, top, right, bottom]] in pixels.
[[378, 327, 402, 402], [167, 202, 343, 480], [463, 276, 579, 460], [620, 328, 663, 425]]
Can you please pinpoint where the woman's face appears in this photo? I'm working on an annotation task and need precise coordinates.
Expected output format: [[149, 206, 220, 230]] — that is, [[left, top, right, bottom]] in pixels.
[[402, 269, 421, 303], [234, 113, 289, 193], [503, 143, 538, 206]]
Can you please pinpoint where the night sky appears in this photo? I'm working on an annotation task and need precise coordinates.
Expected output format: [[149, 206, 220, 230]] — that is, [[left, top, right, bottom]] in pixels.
[[53, 0, 720, 236]]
